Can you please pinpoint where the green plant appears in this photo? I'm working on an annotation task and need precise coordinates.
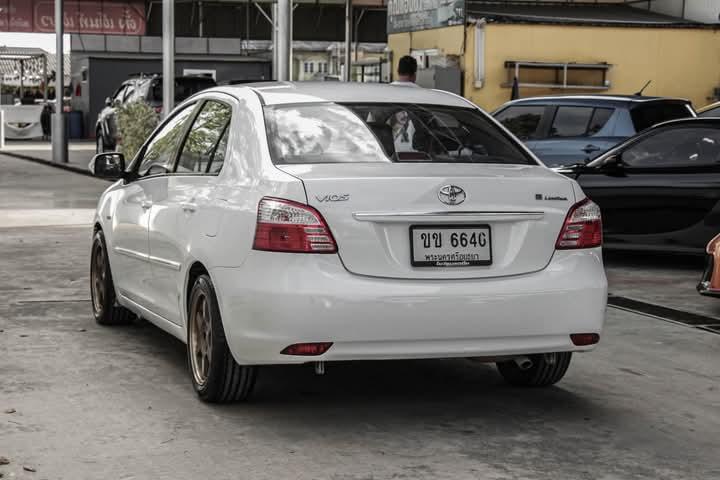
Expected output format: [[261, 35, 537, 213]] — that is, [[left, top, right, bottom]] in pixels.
[[116, 101, 159, 161]]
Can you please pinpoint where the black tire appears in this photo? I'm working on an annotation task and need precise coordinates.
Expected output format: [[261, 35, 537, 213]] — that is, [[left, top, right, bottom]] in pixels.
[[187, 274, 257, 403], [496, 352, 572, 387], [90, 230, 133, 325]]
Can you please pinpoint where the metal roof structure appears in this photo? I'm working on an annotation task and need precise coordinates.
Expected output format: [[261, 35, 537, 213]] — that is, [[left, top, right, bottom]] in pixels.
[[466, 2, 710, 28], [0, 46, 70, 85]]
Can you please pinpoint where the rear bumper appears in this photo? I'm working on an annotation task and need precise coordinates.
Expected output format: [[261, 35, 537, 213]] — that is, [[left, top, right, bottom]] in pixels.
[[211, 249, 607, 364]]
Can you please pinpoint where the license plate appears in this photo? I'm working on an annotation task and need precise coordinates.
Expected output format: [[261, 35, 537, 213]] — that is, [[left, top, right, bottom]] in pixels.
[[410, 225, 492, 267]]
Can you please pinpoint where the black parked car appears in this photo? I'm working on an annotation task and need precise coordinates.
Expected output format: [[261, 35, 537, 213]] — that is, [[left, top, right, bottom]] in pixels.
[[560, 118, 720, 254], [95, 74, 216, 153], [493, 95, 695, 168]]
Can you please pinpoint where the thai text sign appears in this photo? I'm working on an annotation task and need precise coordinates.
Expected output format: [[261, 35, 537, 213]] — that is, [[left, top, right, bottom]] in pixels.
[[0, 1, 146, 35]]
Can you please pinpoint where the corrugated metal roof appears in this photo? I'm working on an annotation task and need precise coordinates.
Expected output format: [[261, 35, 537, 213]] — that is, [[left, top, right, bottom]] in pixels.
[[0, 46, 71, 82], [467, 3, 709, 28]]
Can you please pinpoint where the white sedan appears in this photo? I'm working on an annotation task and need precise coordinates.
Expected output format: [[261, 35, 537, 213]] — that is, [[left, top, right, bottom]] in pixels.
[[89, 82, 607, 403]]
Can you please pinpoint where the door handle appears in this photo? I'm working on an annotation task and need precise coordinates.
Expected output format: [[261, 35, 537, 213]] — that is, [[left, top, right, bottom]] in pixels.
[[140, 200, 153, 210], [180, 202, 197, 213], [582, 144, 601, 154]]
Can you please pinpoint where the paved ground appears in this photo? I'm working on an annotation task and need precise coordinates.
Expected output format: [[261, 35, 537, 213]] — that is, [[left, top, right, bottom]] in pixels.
[[0, 140, 95, 174], [1, 154, 719, 480], [606, 253, 719, 321]]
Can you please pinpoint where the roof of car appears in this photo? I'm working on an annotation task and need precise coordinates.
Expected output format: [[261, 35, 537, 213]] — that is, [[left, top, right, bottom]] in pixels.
[[214, 82, 475, 108], [648, 116, 720, 129], [496, 94, 692, 109]]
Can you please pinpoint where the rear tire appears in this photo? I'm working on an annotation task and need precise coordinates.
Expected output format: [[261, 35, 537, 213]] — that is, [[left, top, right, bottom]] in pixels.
[[90, 230, 133, 325], [187, 274, 257, 403], [496, 352, 572, 387]]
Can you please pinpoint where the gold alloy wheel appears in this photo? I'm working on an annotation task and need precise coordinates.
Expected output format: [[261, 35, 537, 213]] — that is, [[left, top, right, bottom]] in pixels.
[[189, 292, 213, 386], [91, 242, 106, 316]]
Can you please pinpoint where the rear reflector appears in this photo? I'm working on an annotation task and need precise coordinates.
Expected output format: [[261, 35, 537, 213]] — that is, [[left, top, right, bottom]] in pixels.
[[281, 342, 333, 356], [570, 333, 600, 346], [253, 197, 337, 253], [556, 198, 602, 249]]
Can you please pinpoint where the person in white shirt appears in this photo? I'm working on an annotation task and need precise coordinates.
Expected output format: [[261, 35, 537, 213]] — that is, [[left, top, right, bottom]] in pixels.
[[389, 56, 422, 155], [390, 55, 420, 87]]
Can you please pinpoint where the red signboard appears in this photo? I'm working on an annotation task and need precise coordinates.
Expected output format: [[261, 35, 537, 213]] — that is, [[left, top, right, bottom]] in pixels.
[[0, 0, 146, 35]]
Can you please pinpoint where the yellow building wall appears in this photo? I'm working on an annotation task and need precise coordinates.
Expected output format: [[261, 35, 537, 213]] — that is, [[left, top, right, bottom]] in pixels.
[[389, 23, 720, 112], [388, 25, 466, 74]]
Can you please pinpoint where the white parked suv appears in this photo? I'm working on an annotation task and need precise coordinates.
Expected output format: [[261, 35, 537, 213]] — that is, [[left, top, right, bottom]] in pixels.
[[89, 82, 607, 403]]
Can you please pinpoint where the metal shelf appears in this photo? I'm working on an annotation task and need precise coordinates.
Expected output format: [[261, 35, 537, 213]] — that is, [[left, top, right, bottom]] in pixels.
[[504, 60, 612, 90]]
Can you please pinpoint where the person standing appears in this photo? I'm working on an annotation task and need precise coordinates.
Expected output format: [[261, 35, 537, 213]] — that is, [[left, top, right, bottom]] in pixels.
[[391, 55, 420, 87]]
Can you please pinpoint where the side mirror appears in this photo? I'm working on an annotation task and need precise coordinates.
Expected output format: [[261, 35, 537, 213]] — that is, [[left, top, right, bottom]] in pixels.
[[599, 154, 623, 168], [105, 96, 112, 107], [90, 152, 126, 179], [597, 154, 626, 176]]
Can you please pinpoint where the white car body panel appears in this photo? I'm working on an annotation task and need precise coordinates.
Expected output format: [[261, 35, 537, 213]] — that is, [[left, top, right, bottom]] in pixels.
[[92, 82, 607, 364], [280, 162, 577, 279]]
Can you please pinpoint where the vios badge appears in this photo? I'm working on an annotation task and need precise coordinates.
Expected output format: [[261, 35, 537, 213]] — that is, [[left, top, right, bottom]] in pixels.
[[438, 185, 466, 206]]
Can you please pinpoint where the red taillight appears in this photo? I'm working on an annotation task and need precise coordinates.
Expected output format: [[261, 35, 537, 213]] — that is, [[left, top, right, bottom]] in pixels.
[[253, 197, 337, 253], [570, 333, 600, 346], [556, 198, 602, 249], [281, 342, 333, 356]]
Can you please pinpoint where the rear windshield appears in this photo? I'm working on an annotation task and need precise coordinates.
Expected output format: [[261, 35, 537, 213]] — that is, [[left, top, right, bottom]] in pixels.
[[630, 102, 693, 132], [149, 77, 216, 102], [264, 103, 535, 165]]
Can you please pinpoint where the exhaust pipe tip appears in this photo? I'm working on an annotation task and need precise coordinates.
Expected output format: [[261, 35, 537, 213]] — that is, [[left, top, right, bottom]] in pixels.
[[513, 356, 533, 371]]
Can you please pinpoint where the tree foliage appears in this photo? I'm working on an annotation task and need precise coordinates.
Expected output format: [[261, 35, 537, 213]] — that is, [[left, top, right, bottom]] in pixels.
[[116, 101, 159, 161]]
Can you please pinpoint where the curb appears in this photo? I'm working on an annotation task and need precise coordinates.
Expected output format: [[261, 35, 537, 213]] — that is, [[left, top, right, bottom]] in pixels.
[[0, 150, 100, 179]]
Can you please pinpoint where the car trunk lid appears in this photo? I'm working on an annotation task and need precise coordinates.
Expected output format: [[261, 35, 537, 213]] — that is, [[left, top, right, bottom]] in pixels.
[[277, 163, 576, 279]]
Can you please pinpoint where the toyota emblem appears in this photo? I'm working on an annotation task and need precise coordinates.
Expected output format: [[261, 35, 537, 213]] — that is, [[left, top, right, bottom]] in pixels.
[[438, 185, 466, 206]]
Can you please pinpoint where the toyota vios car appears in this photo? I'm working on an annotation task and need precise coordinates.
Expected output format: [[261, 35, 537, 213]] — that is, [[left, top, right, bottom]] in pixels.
[[88, 82, 607, 403]]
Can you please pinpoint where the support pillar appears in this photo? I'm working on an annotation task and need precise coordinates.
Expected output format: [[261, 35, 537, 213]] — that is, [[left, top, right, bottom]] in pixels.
[[277, 0, 291, 81], [162, 0, 174, 119], [52, 0, 67, 164], [343, 0, 351, 82]]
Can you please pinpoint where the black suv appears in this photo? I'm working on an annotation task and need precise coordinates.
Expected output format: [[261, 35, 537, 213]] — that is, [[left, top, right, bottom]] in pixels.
[[95, 74, 216, 153], [492, 95, 695, 167]]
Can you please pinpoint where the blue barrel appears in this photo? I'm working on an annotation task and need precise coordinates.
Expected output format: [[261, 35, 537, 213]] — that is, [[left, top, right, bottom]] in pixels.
[[68, 110, 84, 139]]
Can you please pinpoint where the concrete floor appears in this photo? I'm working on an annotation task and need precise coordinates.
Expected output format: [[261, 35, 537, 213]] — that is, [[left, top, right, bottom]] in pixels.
[[1, 154, 719, 480]]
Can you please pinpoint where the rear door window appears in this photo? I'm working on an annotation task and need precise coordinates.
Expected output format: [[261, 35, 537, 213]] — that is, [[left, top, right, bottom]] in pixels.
[[549, 107, 594, 137], [630, 102, 693, 132], [176, 100, 232, 174], [264, 103, 535, 165], [588, 108, 613, 135], [494, 105, 544, 140]]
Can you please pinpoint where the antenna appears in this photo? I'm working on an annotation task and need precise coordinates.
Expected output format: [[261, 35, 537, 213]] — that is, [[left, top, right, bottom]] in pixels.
[[634, 80, 652, 96]]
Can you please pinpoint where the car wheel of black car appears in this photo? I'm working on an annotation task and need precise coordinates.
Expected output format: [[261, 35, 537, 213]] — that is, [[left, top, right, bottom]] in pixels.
[[496, 352, 572, 387]]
